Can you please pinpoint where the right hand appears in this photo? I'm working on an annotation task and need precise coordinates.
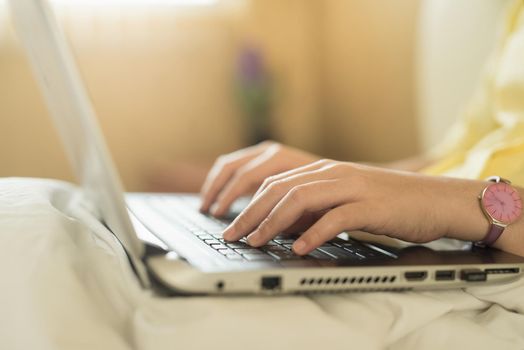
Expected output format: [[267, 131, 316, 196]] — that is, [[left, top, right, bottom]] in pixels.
[[200, 141, 320, 217]]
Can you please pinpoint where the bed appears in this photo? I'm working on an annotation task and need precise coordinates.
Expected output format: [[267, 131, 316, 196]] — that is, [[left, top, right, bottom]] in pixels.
[[0, 178, 523, 350]]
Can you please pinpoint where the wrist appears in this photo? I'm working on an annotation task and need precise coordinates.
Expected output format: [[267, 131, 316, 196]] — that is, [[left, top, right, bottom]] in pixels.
[[436, 178, 490, 242], [438, 178, 524, 256]]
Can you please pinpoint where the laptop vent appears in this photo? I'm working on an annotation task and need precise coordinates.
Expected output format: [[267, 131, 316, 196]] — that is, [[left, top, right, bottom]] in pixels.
[[299, 275, 397, 287], [295, 287, 412, 295]]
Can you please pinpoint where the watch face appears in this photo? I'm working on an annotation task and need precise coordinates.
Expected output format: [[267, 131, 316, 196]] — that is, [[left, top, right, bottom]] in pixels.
[[482, 182, 523, 224]]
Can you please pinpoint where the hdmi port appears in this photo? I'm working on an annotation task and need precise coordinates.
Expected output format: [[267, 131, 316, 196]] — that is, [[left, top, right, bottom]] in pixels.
[[404, 271, 427, 281]]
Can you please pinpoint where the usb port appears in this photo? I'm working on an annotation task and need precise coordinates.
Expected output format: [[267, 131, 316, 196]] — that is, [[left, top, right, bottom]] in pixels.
[[460, 269, 487, 282], [404, 271, 427, 281], [435, 270, 455, 281]]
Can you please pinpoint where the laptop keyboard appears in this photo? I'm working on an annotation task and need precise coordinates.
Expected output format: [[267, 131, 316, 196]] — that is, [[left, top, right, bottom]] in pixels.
[[144, 195, 386, 262]]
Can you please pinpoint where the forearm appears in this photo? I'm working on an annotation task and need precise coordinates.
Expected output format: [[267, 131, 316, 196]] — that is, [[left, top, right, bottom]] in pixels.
[[371, 155, 436, 173], [383, 158, 524, 256]]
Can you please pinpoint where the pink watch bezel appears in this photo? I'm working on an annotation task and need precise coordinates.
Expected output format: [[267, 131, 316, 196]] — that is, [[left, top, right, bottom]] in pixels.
[[476, 176, 522, 247]]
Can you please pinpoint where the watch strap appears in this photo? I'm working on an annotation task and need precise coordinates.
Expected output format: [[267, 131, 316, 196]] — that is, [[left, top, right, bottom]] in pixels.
[[477, 224, 505, 247], [476, 175, 513, 247]]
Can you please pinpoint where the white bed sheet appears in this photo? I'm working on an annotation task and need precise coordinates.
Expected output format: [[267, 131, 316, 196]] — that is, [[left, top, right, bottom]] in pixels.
[[0, 178, 523, 350]]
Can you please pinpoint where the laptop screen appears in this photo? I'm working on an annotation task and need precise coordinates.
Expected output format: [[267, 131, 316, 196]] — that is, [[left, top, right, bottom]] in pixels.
[[9, 0, 148, 286]]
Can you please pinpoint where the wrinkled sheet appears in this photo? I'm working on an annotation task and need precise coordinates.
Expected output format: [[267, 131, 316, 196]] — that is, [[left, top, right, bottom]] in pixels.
[[0, 178, 523, 350]]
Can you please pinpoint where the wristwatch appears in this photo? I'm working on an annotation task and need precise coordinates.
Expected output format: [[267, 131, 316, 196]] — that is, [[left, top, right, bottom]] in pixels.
[[476, 176, 523, 247]]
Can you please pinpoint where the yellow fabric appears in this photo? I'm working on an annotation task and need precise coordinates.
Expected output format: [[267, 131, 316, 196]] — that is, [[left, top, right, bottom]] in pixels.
[[423, 0, 524, 187]]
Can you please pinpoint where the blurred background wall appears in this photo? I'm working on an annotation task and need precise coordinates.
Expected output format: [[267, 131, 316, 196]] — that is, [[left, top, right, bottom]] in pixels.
[[416, 0, 510, 151], [0, 0, 508, 191]]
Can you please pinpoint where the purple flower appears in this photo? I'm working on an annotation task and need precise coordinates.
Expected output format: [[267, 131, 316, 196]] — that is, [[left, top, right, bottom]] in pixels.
[[238, 45, 266, 83]]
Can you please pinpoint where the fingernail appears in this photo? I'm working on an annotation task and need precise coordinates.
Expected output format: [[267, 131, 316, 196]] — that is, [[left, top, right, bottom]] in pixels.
[[247, 232, 259, 246], [222, 225, 234, 241], [210, 204, 220, 217], [293, 240, 307, 255]]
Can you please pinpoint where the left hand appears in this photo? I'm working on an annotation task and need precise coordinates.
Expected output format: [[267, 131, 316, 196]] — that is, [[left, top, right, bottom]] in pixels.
[[222, 160, 488, 255]]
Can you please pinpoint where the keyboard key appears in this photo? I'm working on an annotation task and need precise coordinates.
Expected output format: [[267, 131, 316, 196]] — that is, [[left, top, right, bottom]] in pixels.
[[197, 234, 213, 240], [274, 239, 296, 244], [342, 246, 381, 258], [318, 243, 335, 248], [234, 248, 265, 255], [243, 254, 273, 261], [217, 248, 234, 255], [204, 239, 221, 245], [208, 231, 224, 236], [307, 249, 333, 260], [227, 242, 251, 249], [334, 240, 366, 249], [266, 249, 302, 260], [226, 254, 243, 260], [262, 245, 287, 252], [317, 246, 361, 260], [209, 244, 228, 250]]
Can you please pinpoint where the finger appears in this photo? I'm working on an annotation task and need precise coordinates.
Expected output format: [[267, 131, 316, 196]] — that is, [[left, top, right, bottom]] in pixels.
[[200, 160, 242, 213], [281, 210, 327, 234], [292, 203, 369, 255], [246, 180, 347, 247], [222, 169, 340, 242], [254, 159, 332, 198], [200, 147, 263, 212], [211, 149, 282, 217]]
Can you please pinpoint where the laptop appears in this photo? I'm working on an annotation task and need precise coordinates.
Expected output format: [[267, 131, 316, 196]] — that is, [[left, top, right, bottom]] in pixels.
[[10, 0, 524, 295]]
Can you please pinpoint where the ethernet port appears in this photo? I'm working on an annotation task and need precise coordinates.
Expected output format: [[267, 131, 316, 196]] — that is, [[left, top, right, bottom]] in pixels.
[[261, 276, 281, 291]]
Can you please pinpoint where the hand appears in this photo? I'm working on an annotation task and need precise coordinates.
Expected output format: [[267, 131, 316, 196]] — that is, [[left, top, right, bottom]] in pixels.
[[200, 141, 319, 217], [222, 160, 490, 255]]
